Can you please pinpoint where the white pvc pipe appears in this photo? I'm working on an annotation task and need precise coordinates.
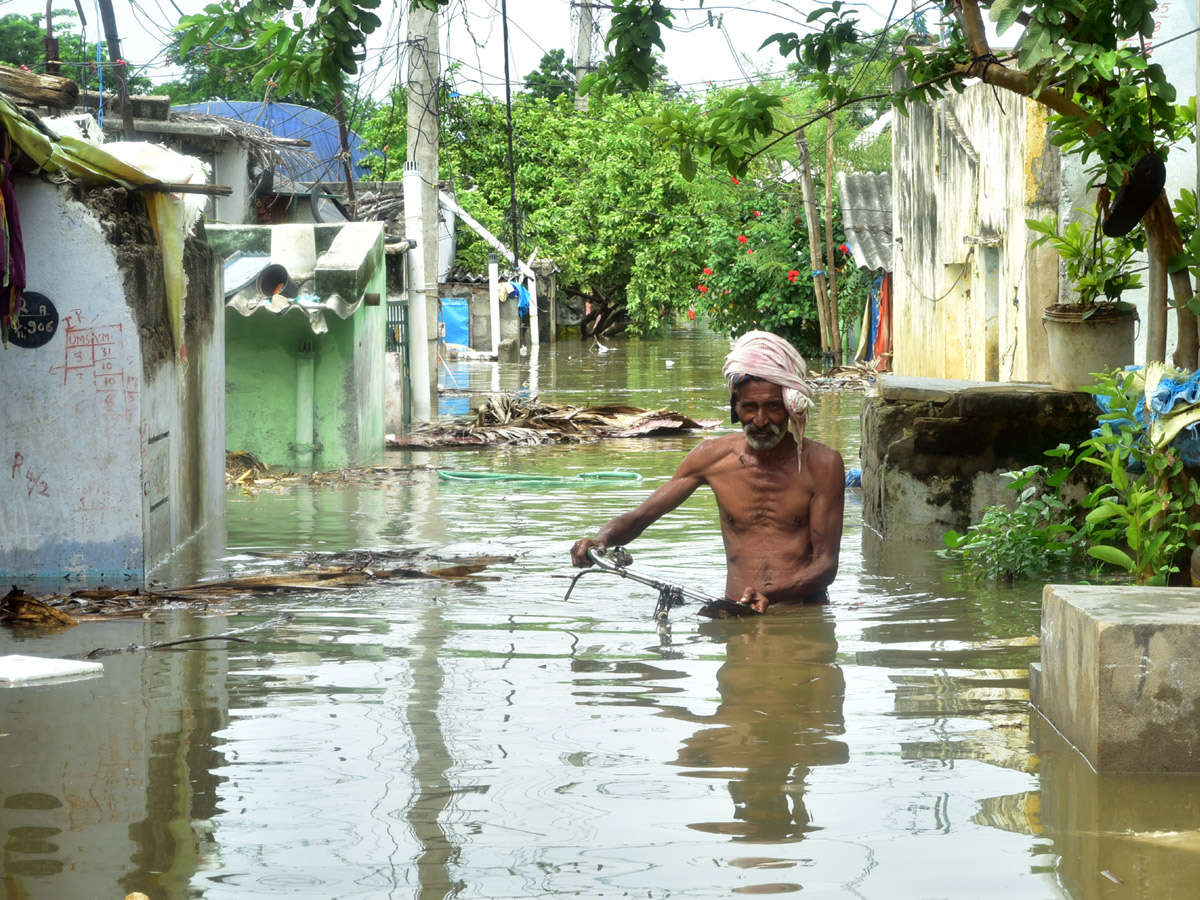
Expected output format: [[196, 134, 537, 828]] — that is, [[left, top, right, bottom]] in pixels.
[[488, 253, 501, 356], [404, 161, 432, 424], [528, 277, 540, 347]]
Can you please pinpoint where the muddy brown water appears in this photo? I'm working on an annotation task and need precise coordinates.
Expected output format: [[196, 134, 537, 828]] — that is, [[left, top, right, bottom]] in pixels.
[[3, 328, 1199, 899]]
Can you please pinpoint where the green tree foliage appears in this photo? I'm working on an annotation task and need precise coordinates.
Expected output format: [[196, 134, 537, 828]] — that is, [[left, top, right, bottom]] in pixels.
[[592, 0, 1200, 362], [0, 11, 152, 94], [524, 49, 574, 101], [384, 90, 720, 337], [362, 84, 861, 348], [156, 39, 279, 104], [697, 208, 856, 359]]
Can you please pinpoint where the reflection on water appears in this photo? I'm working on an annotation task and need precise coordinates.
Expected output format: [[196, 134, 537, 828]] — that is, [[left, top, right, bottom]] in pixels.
[[2, 328, 1199, 898], [667, 611, 847, 843]]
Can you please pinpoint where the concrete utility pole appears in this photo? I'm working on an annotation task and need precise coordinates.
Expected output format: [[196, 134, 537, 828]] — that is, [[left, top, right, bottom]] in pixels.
[[573, 0, 595, 112], [406, 1, 440, 415], [404, 162, 432, 424]]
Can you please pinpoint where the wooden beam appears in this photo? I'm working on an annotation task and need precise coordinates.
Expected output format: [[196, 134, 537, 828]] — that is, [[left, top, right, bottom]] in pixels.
[[132, 117, 312, 147], [0, 64, 78, 109], [141, 182, 233, 197]]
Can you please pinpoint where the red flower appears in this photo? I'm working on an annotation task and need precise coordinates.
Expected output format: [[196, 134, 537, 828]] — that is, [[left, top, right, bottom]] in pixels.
[[687, 308, 697, 320], [737, 235, 748, 244], [787, 270, 800, 283], [747, 249, 754, 254], [702, 267, 713, 276], [697, 284, 708, 293], [732, 177, 740, 185], [752, 210, 760, 218]]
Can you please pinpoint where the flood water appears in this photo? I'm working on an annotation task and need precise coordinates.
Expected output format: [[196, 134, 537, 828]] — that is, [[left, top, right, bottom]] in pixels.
[[3, 328, 1200, 899]]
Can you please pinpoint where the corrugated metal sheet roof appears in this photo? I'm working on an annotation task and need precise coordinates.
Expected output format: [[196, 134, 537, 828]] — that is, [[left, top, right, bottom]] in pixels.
[[171, 101, 374, 183], [837, 172, 893, 272]]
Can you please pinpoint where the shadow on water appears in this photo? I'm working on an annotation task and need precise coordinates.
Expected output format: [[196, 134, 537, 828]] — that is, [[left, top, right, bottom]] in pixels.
[[663, 610, 847, 844], [4, 327, 1200, 898]]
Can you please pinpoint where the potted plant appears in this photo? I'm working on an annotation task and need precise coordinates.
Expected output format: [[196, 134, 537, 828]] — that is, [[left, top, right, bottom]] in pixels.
[[1027, 205, 1142, 392]]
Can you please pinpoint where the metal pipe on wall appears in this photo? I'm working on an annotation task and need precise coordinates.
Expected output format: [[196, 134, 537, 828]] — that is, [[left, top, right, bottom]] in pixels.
[[295, 341, 315, 468]]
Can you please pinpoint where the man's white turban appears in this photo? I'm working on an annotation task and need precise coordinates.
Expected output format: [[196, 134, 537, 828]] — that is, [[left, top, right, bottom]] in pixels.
[[722, 330, 814, 469]]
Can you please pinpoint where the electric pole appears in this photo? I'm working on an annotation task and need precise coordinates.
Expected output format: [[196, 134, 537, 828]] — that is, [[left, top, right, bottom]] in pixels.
[[573, 0, 594, 112], [96, 0, 134, 139], [406, 1, 441, 415]]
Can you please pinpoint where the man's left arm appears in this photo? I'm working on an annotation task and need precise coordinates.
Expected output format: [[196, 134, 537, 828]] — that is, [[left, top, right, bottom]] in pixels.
[[739, 447, 846, 612]]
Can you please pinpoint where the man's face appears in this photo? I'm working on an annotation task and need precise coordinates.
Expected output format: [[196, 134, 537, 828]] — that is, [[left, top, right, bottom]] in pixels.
[[734, 380, 794, 451]]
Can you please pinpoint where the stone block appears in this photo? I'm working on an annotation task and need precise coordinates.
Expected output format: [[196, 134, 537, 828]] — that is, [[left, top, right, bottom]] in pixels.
[[861, 379, 1105, 542], [1033, 585, 1200, 773], [1028, 710, 1200, 896]]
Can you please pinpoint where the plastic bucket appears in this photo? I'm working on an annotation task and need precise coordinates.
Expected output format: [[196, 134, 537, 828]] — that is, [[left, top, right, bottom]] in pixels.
[[1042, 306, 1137, 392]]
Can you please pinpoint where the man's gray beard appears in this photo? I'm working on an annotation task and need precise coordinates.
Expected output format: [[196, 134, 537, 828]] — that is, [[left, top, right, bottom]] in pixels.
[[743, 421, 786, 450]]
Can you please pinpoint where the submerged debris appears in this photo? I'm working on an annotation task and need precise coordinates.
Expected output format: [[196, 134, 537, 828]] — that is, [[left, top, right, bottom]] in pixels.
[[390, 394, 718, 448], [226, 450, 269, 483], [227, 461, 438, 491], [809, 364, 878, 392], [0, 553, 515, 628], [85, 613, 294, 658]]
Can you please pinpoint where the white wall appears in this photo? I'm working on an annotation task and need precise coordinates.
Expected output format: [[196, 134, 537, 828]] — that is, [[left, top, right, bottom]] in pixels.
[[0, 180, 144, 582], [0, 178, 224, 586], [892, 82, 1059, 382]]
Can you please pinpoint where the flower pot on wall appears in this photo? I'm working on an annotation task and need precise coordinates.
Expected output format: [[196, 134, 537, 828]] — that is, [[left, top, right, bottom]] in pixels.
[[1042, 304, 1138, 392]]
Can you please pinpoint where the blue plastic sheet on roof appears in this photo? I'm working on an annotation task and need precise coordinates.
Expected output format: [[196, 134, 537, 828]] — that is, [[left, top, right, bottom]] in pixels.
[[171, 101, 376, 183]]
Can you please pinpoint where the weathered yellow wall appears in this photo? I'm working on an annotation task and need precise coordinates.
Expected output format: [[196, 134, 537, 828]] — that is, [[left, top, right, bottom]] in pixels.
[[891, 81, 1061, 382]]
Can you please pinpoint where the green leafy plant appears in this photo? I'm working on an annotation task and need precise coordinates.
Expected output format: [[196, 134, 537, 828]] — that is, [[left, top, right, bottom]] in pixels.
[[1077, 369, 1200, 585], [1026, 206, 1142, 313], [942, 445, 1083, 582]]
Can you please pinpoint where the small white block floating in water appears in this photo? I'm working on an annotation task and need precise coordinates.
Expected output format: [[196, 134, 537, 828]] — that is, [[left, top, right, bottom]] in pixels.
[[0, 654, 103, 686]]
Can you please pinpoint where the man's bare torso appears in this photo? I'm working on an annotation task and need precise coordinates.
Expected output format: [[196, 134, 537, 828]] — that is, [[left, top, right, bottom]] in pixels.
[[697, 433, 839, 604]]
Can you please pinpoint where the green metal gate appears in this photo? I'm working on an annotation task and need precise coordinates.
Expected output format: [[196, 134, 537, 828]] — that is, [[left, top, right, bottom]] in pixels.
[[386, 298, 411, 429]]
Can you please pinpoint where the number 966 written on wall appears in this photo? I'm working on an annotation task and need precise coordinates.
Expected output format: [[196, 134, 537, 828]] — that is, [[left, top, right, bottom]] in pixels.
[[9, 292, 58, 350]]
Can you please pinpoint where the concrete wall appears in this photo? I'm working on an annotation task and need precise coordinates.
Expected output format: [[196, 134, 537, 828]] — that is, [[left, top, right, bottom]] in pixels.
[[0, 179, 222, 585], [892, 79, 1061, 383], [860, 376, 1100, 541]]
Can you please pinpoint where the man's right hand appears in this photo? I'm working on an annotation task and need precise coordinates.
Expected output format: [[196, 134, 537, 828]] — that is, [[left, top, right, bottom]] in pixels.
[[570, 538, 606, 568]]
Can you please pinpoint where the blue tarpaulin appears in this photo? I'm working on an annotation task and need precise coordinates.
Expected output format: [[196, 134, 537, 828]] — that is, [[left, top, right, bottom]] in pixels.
[[172, 101, 375, 183], [439, 298, 470, 348]]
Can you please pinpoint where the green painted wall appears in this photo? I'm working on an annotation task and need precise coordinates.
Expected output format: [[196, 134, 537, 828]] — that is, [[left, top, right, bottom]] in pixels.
[[223, 224, 387, 469]]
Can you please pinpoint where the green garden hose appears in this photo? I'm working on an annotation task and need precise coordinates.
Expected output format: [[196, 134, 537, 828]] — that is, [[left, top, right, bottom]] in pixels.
[[437, 469, 643, 485]]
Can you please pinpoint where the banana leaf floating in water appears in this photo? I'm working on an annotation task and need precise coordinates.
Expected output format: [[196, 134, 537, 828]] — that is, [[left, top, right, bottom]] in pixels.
[[389, 394, 719, 448], [0, 553, 514, 627]]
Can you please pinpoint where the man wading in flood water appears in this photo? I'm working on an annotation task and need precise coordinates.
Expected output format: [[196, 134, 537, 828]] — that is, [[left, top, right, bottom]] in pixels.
[[570, 330, 845, 615]]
